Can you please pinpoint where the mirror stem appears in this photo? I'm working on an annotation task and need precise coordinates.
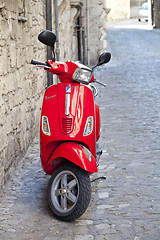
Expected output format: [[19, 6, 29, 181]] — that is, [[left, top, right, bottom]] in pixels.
[[52, 47, 56, 62], [94, 79, 106, 87], [92, 64, 98, 70]]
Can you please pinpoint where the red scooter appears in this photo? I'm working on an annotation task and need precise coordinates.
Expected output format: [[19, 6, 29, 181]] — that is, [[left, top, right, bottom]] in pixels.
[[31, 30, 111, 222]]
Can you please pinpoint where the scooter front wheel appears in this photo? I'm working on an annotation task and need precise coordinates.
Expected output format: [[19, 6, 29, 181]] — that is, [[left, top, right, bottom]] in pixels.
[[48, 163, 91, 222]]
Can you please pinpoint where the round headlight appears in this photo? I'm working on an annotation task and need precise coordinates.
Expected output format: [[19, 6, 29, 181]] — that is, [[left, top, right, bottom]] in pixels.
[[72, 67, 92, 83]]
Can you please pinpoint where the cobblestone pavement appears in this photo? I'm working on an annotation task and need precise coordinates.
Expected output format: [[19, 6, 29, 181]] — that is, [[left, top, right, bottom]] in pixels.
[[0, 19, 160, 240]]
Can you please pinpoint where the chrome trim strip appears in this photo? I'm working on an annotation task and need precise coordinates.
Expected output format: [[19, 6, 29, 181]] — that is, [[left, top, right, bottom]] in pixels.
[[65, 94, 70, 116]]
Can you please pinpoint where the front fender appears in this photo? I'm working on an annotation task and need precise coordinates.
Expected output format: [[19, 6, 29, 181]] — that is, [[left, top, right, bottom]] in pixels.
[[47, 142, 97, 173]]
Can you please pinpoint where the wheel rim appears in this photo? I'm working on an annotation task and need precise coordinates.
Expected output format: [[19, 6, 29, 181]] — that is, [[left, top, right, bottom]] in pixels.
[[50, 170, 79, 213]]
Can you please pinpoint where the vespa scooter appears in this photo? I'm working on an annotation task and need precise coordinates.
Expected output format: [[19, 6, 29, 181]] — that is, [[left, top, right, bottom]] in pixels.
[[31, 30, 111, 222]]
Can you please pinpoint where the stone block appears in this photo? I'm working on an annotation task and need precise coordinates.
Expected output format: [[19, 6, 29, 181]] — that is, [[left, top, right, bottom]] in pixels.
[[0, 166, 4, 192], [0, 47, 8, 75], [5, 0, 18, 13], [16, 47, 22, 69], [0, 55, 3, 76], [0, 129, 7, 152], [0, 104, 5, 126], [4, 136, 15, 170], [0, 80, 2, 105], [2, 72, 15, 95]]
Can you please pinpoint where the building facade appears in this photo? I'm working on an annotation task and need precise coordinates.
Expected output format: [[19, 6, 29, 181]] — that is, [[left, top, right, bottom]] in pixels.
[[105, 0, 130, 21], [154, 0, 160, 28], [0, 0, 108, 191]]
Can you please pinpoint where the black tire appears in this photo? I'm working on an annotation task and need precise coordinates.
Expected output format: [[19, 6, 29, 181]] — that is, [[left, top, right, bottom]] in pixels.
[[48, 163, 91, 222]]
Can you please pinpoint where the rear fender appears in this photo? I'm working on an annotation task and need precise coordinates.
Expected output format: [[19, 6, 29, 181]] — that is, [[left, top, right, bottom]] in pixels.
[[47, 142, 97, 173]]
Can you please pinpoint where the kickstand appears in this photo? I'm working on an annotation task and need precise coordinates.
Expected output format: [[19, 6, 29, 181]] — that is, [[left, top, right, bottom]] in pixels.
[[91, 176, 106, 183]]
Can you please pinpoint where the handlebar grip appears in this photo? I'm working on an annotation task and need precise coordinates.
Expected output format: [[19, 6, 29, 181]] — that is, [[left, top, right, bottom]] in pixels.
[[31, 60, 47, 66]]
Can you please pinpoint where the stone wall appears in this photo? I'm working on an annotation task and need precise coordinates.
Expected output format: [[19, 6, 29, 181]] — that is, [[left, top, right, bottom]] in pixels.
[[84, 0, 108, 65], [0, 0, 46, 191], [53, 0, 108, 66], [56, 0, 81, 62]]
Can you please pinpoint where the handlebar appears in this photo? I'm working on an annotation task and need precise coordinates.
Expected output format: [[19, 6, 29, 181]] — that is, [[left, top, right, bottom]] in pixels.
[[31, 60, 106, 87], [31, 60, 51, 69]]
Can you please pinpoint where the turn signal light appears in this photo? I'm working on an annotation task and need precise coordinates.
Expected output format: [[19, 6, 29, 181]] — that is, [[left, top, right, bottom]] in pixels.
[[83, 116, 93, 136], [42, 116, 51, 136]]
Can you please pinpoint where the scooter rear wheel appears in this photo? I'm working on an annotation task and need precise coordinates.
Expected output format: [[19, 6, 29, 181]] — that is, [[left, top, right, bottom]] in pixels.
[[48, 163, 91, 222]]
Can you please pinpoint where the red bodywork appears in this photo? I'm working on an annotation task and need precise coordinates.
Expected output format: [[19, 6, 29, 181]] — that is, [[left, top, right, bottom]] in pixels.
[[40, 61, 100, 175]]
